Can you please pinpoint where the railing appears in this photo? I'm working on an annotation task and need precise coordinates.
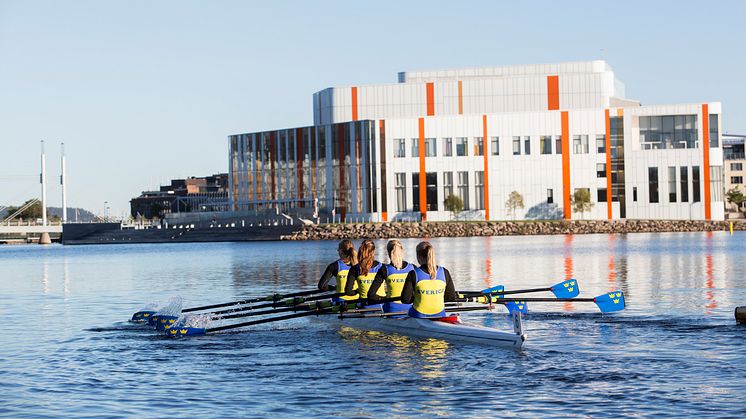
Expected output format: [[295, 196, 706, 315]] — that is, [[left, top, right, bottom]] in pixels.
[[725, 152, 745, 160], [2, 220, 64, 227]]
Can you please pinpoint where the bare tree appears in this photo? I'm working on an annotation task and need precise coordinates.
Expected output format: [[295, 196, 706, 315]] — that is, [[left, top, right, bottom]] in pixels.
[[505, 191, 525, 220]]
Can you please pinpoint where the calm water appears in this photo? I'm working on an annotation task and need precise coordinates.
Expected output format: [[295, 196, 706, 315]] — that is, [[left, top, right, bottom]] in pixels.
[[1, 233, 745, 417]]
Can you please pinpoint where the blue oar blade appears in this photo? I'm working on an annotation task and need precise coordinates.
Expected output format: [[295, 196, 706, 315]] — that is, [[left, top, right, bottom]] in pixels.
[[594, 291, 625, 313], [130, 311, 157, 323], [550, 279, 580, 298], [480, 285, 504, 295], [505, 301, 528, 315], [165, 327, 207, 337], [155, 315, 180, 331]]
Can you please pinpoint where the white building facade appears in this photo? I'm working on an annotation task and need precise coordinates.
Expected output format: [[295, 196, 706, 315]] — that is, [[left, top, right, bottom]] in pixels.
[[229, 61, 724, 221]]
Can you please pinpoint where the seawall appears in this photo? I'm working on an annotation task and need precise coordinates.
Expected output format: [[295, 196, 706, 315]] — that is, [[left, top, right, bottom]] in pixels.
[[282, 220, 745, 241]]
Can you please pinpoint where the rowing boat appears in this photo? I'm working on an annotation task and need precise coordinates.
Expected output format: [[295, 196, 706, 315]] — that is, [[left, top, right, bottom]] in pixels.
[[313, 311, 526, 349]]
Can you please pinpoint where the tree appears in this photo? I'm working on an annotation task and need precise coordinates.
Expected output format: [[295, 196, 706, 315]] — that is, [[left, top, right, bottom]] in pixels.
[[443, 194, 464, 219], [505, 191, 525, 220], [726, 188, 745, 212], [570, 188, 594, 219], [4, 199, 43, 220]]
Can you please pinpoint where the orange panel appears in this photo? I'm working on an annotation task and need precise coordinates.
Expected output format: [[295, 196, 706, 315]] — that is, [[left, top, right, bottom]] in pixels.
[[702, 104, 711, 220], [426, 82, 435, 116], [351, 87, 358, 121], [617, 108, 624, 117], [547, 75, 559, 111], [561, 111, 571, 219], [605, 109, 612, 219], [482, 115, 490, 220], [458, 80, 463, 115], [381, 211, 388, 222], [418, 118, 427, 220]]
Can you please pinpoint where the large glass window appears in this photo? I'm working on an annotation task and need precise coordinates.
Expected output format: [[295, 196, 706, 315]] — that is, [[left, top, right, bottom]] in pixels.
[[475, 171, 484, 210], [597, 163, 606, 178], [540, 136, 552, 155], [709, 114, 719, 148], [425, 138, 437, 157], [512, 137, 521, 155], [597, 188, 608, 202], [524, 136, 531, 155], [457, 171, 469, 210], [456, 137, 468, 156], [555, 136, 562, 154], [573, 135, 589, 154], [680, 166, 689, 202], [640, 115, 698, 149], [731, 163, 743, 171], [711, 166, 724, 202], [491, 137, 500, 156], [474, 137, 484, 156], [443, 138, 453, 157], [411, 139, 419, 157], [692, 166, 701, 203], [668, 166, 677, 203], [443, 172, 453, 199], [395, 173, 407, 211], [394, 138, 406, 158], [596, 135, 606, 153], [648, 167, 659, 203], [426, 172, 438, 211]]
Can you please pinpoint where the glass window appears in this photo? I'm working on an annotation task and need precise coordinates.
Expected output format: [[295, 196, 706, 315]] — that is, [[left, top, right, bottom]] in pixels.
[[731, 163, 743, 171], [394, 138, 406, 158], [547, 188, 554, 204], [443, 172, 453, 198], [692, 166, 701, 203], [491, 137, 499, 156], [457, 171, 469, 210], [555, 136, 562, 154], [412, 173, 420, 210], [540, 136, 552, 155], [596, 135, 606, 153], [475, 171, 484, 210], [411, 138, 419, 157], [711, 166, 723, 202], [680, 167, 689, 203], [456, 137, 468, 156], [648, 167, 659, 203], [732, 176, 744, 184], [573, 135, 589, 154], [425, 138, 437, 157], [524, 136, 531, 155], [443, 138, 453, 157], [633, 187, 638, 202], [426, 172, 438, 211], [640, 114, 698, 149], [597, 163, 606, 178], [395, 173, 407, 211], [597, 188, 607, 202], [512, 136, 521, 155], [709, 114, 719, 148], [668, 166, 677, 203], [474, 137, 484, 156]]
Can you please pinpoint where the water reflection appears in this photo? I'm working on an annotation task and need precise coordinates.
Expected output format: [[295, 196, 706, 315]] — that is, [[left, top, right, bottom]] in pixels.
[[563, 235, 574, 312], [42, 260, 49, 294]]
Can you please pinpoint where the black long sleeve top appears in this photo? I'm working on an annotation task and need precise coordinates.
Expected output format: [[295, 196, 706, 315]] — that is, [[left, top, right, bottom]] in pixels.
[[398, 266, 458, 304], [344, 261, 383, 296], [317, 261, 340, 291], [365, 261, 415, 301]]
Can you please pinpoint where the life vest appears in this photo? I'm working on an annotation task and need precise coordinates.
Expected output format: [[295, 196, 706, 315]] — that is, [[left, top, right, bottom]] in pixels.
[[408, 266, 447, 318], [335, 259, 358, 301], [354, 262, 385, 299], [383, 262, 414, 316]]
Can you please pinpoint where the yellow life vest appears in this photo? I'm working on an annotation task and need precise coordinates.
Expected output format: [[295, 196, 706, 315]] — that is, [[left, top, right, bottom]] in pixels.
[[354, 262, 385, 299], [409, 266, 447, 318], [335, 259, 358, 301], [385, 262, 414, 302]]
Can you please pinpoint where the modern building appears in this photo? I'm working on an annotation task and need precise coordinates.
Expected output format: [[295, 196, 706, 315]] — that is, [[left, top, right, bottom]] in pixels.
[[130, 173, 229, 218], [228, 60, 724, 221], [723, 134, 745, 212]]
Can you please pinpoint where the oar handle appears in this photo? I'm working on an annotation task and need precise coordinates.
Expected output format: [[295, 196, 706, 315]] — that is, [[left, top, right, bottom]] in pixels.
[[459, 287, 550, 297], [182, 289, 328, 313], [209, 292, 343, 316]]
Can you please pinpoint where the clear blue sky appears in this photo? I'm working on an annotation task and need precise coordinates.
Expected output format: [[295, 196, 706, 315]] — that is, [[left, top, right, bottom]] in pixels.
[[1, 0, 744, 217]]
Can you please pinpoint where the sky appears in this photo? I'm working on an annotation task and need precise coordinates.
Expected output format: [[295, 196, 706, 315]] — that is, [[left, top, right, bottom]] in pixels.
[[1, 0, 745, 217]]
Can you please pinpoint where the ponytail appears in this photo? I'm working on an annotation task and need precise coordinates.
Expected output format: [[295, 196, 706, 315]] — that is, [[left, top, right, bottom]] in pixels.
[[338, 239, 357, 265], [387, 240, 404, 269], [416, 241, 437, 279], [358, 239, 375, 276]]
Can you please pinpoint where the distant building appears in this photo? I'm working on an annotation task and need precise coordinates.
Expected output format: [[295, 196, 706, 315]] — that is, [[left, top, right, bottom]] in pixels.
[[723, 134, 745, 211], [130, 173, 229, 218], [229, 60, 724, 221]]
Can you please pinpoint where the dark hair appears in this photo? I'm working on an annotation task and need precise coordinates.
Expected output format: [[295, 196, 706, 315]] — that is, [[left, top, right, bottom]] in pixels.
[[338, 239, 357, 265], [416, 241, 436, 279], [358, 240, 375, 276]]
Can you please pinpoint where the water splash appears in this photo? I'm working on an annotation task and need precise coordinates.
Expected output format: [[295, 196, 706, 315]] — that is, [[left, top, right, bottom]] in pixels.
[[178, 314, 213, 329], [156, 296, 183, 316]]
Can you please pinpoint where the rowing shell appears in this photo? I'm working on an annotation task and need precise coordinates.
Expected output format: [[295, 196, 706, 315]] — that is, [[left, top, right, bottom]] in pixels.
[[314, 312, 526, 349]]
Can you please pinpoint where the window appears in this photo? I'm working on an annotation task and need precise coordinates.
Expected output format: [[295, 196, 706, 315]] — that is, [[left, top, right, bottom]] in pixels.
[[475, 171, 484, 210], [524, 136, 531, 155], [443, 172, 453, 198], [491, 137, 500, 156], [474, 137, 484, 156], [426, 172, 438, 210], [512, 136, 521, 155], [668, 166, 677, 203], [425, 138, 437, 157], [457, 171, 469, 210], [709, 114, 719, 148], [555, 136, 562, 154], [394, 139, 406, 158], [711, 166, 724, 202], [443, 138, 453, 157], [547, 189, 554, 204], [733, 176, 744, 184], [692, 166, 701, 203], [573, 135, 589, 154], [680, 167, 689, 202], [395, 173, 407, 211], [411, 139, 419, 157], [633, 187, 638, 202], [597, 163, 606, 178], [456, 137, 468, 156], [648, 167, 659, 203], [596, 135, 606, 153], [640, 114, 698, 149], [731, 163, 743, 171], [540, 136, 552, 154], [597, 188, 608, 203]]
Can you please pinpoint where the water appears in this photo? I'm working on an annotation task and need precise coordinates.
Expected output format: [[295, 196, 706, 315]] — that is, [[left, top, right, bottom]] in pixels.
[[1, 232, 745, 417]]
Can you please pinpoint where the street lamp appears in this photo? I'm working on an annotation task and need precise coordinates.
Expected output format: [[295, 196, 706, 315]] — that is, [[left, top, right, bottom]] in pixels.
[[104, 201, 108, 221]]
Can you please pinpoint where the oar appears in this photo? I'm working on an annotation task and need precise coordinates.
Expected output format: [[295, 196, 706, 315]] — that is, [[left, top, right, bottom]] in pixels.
[[207, 292, 344, 316], [456, 290, 625, 313], [460, 279, 580, 299]]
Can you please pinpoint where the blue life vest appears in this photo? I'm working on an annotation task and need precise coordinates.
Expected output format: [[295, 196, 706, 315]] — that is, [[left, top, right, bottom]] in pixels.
[[408, 266, 447, 318], [383, 262, 414, 315]]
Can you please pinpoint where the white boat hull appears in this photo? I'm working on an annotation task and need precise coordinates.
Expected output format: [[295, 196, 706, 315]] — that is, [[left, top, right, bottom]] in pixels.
[[314, 313, 526, 349]]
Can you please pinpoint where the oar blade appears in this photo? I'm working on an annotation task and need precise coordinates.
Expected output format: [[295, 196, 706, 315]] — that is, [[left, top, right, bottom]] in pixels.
[[550, 279, 580, 299], [155, 315, 180, 331], [130, 311, 156, 323], [165, 326, 207, 337], [480, 285, 504, 295], [594, 291, 626, 313], [505, 301, 528, 315]]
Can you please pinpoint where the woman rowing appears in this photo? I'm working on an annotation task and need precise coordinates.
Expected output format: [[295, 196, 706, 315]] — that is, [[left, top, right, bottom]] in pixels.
[[344, 239, 386, 308], [366, 240, 414, 316], [399, 241, 458, 318], [317, 239, 358, 302]]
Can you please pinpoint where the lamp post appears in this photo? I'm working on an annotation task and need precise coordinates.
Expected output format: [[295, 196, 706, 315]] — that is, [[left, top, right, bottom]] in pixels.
[[104, 201, 108, 221]]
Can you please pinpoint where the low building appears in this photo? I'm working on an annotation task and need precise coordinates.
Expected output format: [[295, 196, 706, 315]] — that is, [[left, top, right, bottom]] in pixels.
[[228, 61, 724, 221], [130, 173, 229, 218], [724, 134, 745, 212]]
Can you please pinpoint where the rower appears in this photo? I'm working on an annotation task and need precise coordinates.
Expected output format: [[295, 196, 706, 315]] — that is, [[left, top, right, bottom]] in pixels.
[[399, 241, 458, 318], [367, 240, 414, 316], [317, 239, 358, 302], [345, 239, 386, 308]]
